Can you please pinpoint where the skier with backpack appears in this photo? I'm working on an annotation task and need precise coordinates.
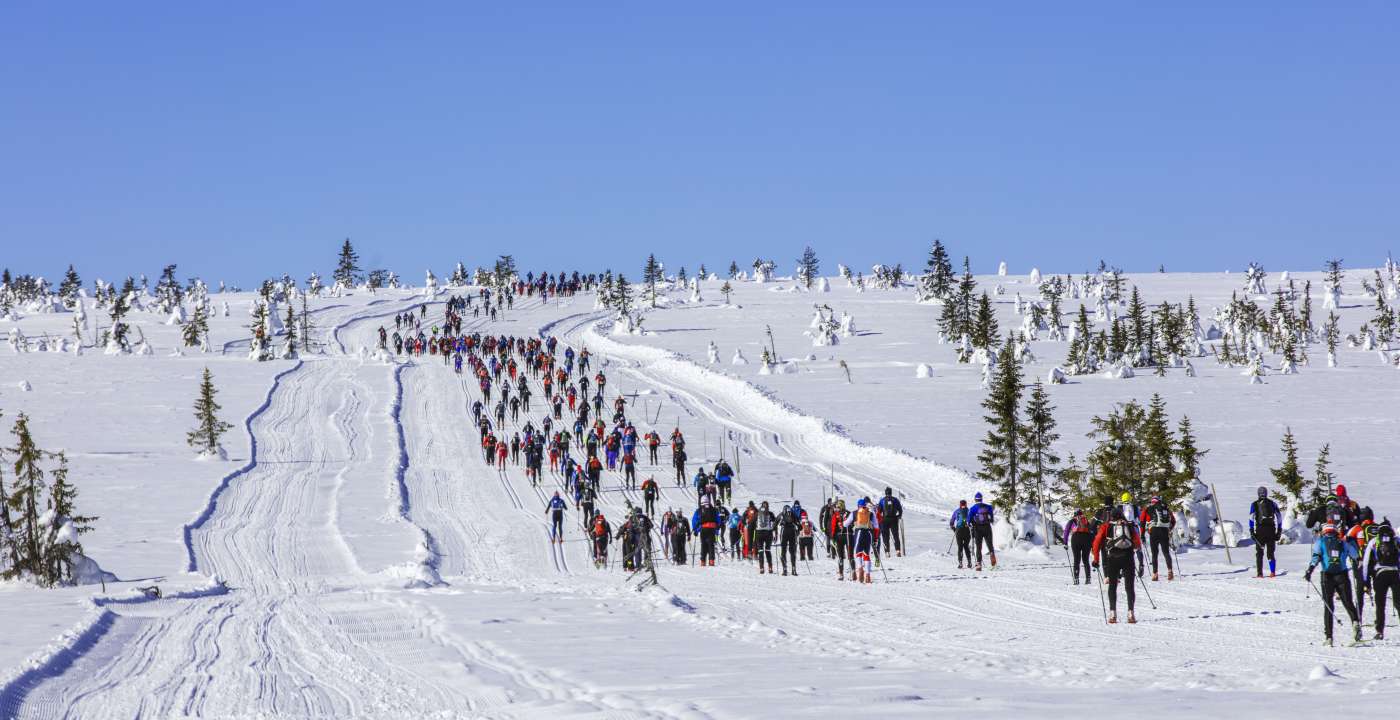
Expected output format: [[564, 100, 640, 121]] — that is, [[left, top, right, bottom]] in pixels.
[[1092, 513, 1142, 624], [641, 476, 658, 516], [1305, 523, 1363, 645], [591, 513, 611, 567], [949, 500, 973, 569], [695, 498, 720, 566], [849, 498, 880, 584], [1362, 520, 1400, 639], [878, 487, 904, 557], [1062, 508, 1095, 585], [1249, 486, 1282, 578], [778, 505, 801, 575], [968, 493, 996, 571], [753, 501, 777, 574], [1138, 496, 1176, 581]]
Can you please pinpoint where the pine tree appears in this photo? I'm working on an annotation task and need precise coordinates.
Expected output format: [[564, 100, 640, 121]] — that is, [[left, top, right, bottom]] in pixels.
[[1171, 416, 1206, 507], [613, 273, 634, 315], [155, 264, 183, 313], [1141, 394, 1175, 500], [977, 335, 1024, 512], [1324, 311, 1340, 365], [1126, 286, 1148, 361], [921, 239, 954, 300], [728, 261, 739, 279], [597, 272, 614, 309], [187, 368, 233, 456], [58, 265, 82, 308], [182, 304, 208, 348], [1050, 453, 1093, 513], [972, 293, 998, 350], [107, 287, 131, 350], [720, 280, 733, 304], [334, 239, 361, 287], [300, 293, 315, 354], [643, 254, 662, 308], [249, 302, 270, 361], [1270, 427, 1304, 501], [281, 304, 298, 357], [1066, 305, 1094, 373], [5, 414, 46, 581], [1085, 399, 1147, 501], [42, 452, 96, 585], [797, 246, 820, 289], [1324, 258, 1345, 292], [1312, 444, 1335, 506], [677, 266, 688, 285], [494, 255, 517, 287], [1018, 382, 1060, 508]]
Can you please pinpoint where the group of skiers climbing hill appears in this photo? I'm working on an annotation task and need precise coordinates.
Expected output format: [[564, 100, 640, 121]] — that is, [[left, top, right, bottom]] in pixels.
[[393, 286, 1398, 645]]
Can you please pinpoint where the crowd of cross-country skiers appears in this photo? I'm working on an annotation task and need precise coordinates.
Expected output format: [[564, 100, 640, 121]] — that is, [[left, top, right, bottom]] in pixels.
[[378, 277, 1400, 645]]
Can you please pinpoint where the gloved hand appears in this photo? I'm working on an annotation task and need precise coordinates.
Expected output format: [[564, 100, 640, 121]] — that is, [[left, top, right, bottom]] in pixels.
[[1091, 560, 1099, 570], [1304, 567, 1314, 582]]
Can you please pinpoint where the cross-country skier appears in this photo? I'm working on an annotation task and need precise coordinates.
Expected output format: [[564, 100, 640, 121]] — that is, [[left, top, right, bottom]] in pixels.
[[1138, 496, 1175, 581], [1092, 513, 1142, 624], [546, 492, 566, 543], [753, 501, 777, 574], [968, 493, 996, 570], [879, 487, 904, 557], [1063, 508, 1095, 585], [949, 500, 973, 569], [778, 505, 800, 575], [641, 476, 658, 516], [1305, 523, 1362, 645], [1362, 521, 1400, 639], [1250, 486, 1282, 578]]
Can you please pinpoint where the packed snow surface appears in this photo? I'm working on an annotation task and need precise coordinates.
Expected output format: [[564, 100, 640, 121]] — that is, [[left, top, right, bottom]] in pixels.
[[0, 272, 1397, 717]]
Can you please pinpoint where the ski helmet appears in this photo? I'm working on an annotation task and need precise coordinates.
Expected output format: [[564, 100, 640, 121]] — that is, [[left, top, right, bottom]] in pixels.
[[1362, 507, 1375, 522], [974, 492, 983, 502], [1257, 486, 1268, 498], [1120, 492, 1132, 503], [857, 498, 867, 508], [885, 486, 893, 496], [1150, 496, 1161, 505]]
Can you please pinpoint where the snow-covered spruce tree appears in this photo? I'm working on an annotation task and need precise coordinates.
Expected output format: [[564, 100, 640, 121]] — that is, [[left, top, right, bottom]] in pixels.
[[720, 280, 733, 304], [449, 262, 468, 287], [1372, 289, 1393, 348], [334, 239, 361, 288], [1311, 444, 1335, 506], [367, 269, 388, 291], [299, 293, 315, 354], [1085, 399, 1147, 501], [1323, 312, 1340, 367], [182, 303, 209, 349], [40, 451, 96, 586], [188, 367, 234, 459], [1270, 427, 1304, 505], [155, 264, 183, 314], [728, 260, 739, 279], [58, 265, 82, 309], [1140, 394, 1176, 500], [493, 255, 516, 287], [676, 266, 688, 286], [105, 286, 132, 353], [248, 301, 271, 361], [306, 272, 325, 297], [1018, 382, 1060, 509], [796, 246, 819, 289], [971, 293, 998, 352], [977, 335, 1024, 513], [698, 263, 708, 279], [1244, 262, 1267, 295], [3, 413, 96, 585], [280, 304, 298, 359], [920, 239, 954, 301], [1050, 453, 1093, 514], [643, 254, 662, 308], [1323, 258, 1345, 307], [612, 273, 634, 316], [1171, 416, 1206, 508]]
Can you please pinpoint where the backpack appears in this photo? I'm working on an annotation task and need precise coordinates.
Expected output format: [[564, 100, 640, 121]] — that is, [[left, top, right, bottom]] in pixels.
[[1256, 499, 1277, 527], [855, 507, 873, 529], [1378, 535, 1400, 567], [757, 513, 774, 532], [1148, 506, 1171, 529], [1105, 522, 1134, 555]]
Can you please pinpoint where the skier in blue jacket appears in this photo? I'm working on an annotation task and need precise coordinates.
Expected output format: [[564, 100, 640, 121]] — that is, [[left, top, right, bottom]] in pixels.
[[949, 500, 973, 569], [1305, 523, 1362, 645], [968, 492, 997, 570], [546, 492, 567, 543]]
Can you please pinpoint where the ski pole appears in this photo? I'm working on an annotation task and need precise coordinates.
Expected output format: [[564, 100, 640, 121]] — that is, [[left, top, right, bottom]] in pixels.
[[1137, 568, 1158, 610], [1093, 564, 1109, 624], [1307, 576, 1336, 633]]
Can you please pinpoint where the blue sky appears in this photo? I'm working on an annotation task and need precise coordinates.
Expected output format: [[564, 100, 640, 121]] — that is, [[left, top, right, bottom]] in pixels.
[[2, 3, 1397, 286]]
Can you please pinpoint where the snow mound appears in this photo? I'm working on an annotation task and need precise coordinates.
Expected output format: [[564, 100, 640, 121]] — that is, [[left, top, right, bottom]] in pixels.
[[1046, 366, 1066, 385], [731, 349, 748, 365], [915, 363, 932, 378], [18, 379, 32, 392], [816, 277, 830, 293]]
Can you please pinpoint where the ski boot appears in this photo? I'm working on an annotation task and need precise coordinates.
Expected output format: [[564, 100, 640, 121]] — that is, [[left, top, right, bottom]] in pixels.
[[1151, 572, 1159, 582], [1108, 612, 1118, 624], [975, 563, 982, 572], [1324, 636, 1334, 647], [1073, 577, 1080, 586], [957, 563, 963, 570], [837, 570, 845, 581], [1127, 612, 1137, 624], [1375, 630, 1385, 641], [1354, 623, 1363, 643], [781, 568, 788, 576], [1168, 570, 1175, 581]]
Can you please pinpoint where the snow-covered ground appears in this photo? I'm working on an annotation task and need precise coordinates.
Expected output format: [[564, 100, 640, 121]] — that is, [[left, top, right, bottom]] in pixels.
[[0, 269, 1396, 717]]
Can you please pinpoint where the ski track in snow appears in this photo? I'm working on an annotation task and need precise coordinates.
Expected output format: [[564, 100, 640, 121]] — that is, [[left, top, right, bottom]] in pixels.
[[7, 293, 1400, 717]]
